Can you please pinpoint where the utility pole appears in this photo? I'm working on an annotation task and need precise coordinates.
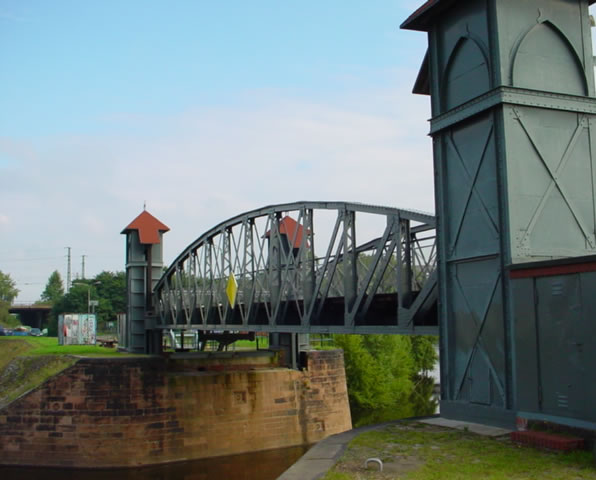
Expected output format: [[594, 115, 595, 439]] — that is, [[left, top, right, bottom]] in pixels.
[[65, 247, 71, 292], [81, 255, 86, 279]]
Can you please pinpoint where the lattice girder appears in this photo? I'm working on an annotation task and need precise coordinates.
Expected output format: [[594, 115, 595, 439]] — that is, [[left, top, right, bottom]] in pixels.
[[155, 202, 437, 334]]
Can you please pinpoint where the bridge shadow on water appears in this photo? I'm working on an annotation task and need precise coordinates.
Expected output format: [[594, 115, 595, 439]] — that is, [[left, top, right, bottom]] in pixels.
[[0, 445, 307, 480]]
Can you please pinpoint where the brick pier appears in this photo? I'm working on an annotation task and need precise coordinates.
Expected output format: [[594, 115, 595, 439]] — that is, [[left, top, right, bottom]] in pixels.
[[0, 350, 352, 468]]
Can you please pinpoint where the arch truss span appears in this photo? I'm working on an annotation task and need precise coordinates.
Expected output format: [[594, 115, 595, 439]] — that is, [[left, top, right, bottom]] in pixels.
[[154, 201, 438, 335]]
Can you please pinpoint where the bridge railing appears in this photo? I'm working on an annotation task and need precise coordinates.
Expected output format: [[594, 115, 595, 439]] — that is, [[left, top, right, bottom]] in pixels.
[[154, 201, 437, 334]]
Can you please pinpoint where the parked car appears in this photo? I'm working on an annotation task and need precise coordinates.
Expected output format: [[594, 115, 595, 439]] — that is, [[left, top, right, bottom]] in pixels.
[[29, 328, 42, 337], [12, 326, 29, 336], [0, 326, 9, 336]]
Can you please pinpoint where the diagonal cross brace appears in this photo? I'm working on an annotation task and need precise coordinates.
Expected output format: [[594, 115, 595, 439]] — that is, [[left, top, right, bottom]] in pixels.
[[453, 268, 505, 403], [514, 111, 594, 249], [446, 126, 498, 257], [346, 215, 399, 325]]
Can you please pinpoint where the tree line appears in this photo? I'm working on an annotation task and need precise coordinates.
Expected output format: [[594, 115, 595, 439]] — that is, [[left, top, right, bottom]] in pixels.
[[0, 269, 126, 334]]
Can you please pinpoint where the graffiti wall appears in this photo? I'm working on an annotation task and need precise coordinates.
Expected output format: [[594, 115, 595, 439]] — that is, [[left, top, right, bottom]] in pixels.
[[58, 314, 97, 345]]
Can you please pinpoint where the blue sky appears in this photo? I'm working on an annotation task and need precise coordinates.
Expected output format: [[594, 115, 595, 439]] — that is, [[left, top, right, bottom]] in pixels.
[[1, 1, 434, 302], [1, 1, 426, 137]]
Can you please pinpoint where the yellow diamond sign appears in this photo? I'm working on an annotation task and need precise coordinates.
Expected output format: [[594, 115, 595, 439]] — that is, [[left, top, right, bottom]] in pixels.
[[226, 273, 238, 308]]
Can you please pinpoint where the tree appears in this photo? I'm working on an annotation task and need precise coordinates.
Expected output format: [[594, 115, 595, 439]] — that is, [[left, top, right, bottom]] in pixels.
[[39, 270, 65, 304], [48, 284, 90, 335], [0, 270, 19, 327], [333, 334, 414, 413], [94, 271, 126, 331], [48, 271, 126, 335], [410, 335, 438, 374], [331, 333, 439, 427], [0, 270, 19, 304], [409, 335, 439, 417]]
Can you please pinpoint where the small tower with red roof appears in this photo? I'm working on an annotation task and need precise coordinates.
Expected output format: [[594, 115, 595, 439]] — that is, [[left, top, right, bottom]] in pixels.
[[265, 215, 309, 257], [121, 209, 169, 353]]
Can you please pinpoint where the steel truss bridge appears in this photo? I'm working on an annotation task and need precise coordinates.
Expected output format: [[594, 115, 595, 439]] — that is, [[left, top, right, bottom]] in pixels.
[[154, 202, 438, 335]]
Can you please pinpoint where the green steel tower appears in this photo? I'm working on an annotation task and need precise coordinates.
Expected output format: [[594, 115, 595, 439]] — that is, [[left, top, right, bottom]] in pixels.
[[403, 0, 596, 427], [121, 210, 169, 353]]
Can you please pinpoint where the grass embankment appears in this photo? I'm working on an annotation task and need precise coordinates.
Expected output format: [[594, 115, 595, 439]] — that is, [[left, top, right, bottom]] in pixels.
[[18, 336, 125, 356], [0, 335, 267, 408], [0, 337, 127, 409], [323, 421, 596, 480]]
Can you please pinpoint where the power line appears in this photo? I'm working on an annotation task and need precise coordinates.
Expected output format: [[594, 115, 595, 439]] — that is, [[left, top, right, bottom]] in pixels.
[[0, 256, 65, 262]]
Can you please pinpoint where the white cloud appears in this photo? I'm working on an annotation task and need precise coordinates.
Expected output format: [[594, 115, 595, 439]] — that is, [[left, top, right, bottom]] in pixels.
[[81, 214, 106, 235], [1, 84, 434, 302]]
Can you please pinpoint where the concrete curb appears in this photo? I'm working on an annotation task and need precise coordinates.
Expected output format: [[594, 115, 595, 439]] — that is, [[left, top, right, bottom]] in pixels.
[[276, 424, 380, 480], [276, 416, 511, 480]]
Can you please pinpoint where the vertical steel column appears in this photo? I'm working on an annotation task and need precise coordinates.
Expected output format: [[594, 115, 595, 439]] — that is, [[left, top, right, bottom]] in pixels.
[[222, 228, 232, 321], [190, 252, 200, 324], [205, 240, 214, 325], [242, 218, 255, 325], [268, 212, 282, 325], [302, 208, 315, 327], [343, 209, 357, 321], [398, 218, 412, 309]]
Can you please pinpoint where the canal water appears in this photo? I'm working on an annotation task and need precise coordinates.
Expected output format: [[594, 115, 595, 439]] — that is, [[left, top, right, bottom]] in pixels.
[[0, 445, 307, 480]]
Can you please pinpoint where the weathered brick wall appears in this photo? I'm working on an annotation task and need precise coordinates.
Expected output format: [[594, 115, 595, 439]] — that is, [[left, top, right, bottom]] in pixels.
[[0, 350, 351, 467]]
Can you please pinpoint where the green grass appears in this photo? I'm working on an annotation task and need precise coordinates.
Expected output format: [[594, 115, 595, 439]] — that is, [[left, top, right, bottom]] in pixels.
[[0, 355, 76, 408], [0, 336, 128, 356], [0, 338, 76, 408], [0, 337, 134, 409], [0, 337, 32, 371], [163, 336, 270, 352], [232, 337, 269, 349], [323, 473, 353, 480], [322, 422, 596, 479]]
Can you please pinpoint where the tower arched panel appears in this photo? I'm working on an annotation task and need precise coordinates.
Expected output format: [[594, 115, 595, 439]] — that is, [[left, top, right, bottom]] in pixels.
[[512, 21, 587, 96], [443, 37, 490, 112]]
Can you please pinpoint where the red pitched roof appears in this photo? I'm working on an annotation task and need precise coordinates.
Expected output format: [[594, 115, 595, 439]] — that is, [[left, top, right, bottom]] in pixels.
[[121, 210, 169, 245], [266, 216, 308, 249]]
